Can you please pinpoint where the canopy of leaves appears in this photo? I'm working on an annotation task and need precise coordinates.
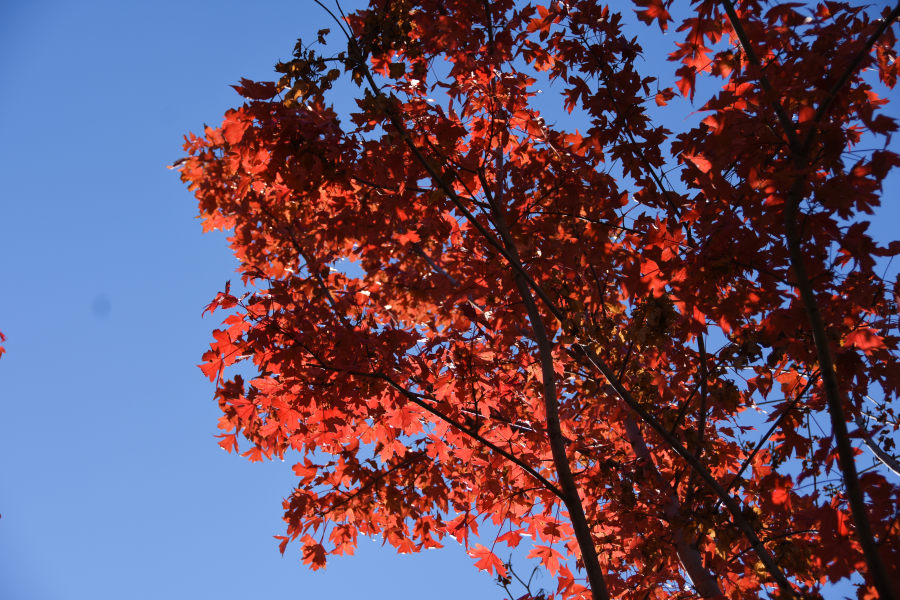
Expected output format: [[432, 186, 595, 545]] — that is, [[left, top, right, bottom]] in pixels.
[[179, 1, 900, 599]]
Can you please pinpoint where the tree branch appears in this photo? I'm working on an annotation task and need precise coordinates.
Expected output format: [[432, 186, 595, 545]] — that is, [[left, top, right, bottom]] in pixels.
[[485, 142, 611, 600], [577, 351, 796, 598], [623, 417, 722, 598], [804, 3, 900, 152], [300, 355, 568, 501], [855, 413, 900, 478], [718, 1, 900, 595], [719, 0, 800, 153], [713, 374, 818, 512]]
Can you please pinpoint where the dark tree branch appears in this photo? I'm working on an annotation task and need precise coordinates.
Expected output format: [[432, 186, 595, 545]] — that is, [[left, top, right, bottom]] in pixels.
[[855, 413, 900, 478], [805, 3, 900, 151], [485, 140, 611, 600], [719, 0, 801, 153], [578, 352, 796, 598], [713, 374, 818, 512], [623, 417, 722, 598], [299, 354, 568, 501], [719, 2, 900, 596]]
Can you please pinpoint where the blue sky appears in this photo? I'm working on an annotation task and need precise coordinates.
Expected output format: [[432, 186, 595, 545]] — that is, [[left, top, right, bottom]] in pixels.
[[0, 2, 503, 599], [0, 2, 897, 600]]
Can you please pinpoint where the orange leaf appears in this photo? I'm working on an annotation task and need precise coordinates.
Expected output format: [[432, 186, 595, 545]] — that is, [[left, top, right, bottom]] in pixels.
[[683, 152, 712, 173], [469, 544, 507, 577], [844, 328, 886, 353], [772, 481, 792, 506]]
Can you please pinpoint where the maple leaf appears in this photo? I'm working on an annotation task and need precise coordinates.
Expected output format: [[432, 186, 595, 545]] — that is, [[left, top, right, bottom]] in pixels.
[[292, 459, 318, 484], [274, 535, 291, 555], [469, 544, 507, 577], [301, 536, 327, 570], [633, 0, 672, 32], [231, 78, 278, 100], [221, 110, 250, 145], [527, 545, 565, 576], [682, 152, 712, 173], [843, 328, 886, 353], [198, 350, 223, 382], [654, 87, 675, 106], [674, 65, 697, 100], [771, 481, 792, 506], [216, 433, 238, 453]]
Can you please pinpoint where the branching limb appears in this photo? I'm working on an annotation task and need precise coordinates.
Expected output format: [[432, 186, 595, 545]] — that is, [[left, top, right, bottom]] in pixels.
[[855, 412, 900, 479], [719, 1, 900, 595], [486, 148, 611, 600], [623, 417, 722, 598]]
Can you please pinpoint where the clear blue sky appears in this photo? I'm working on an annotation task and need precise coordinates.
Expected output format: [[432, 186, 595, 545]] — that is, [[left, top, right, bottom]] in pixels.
[[0, 2, 896, 600], [0, 2, 503, 599]]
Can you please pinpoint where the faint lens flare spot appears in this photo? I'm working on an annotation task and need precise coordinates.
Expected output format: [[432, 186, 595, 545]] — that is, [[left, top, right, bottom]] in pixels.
[[91, 294, 111, 317]]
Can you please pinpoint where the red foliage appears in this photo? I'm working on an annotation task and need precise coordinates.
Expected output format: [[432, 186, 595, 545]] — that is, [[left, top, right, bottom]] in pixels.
[[179, 2, 900, 599]]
